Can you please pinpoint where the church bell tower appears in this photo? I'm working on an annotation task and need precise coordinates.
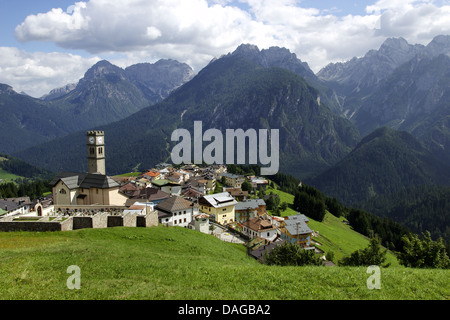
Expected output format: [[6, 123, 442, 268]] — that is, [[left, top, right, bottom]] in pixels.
[[87, 131, 106, 175]]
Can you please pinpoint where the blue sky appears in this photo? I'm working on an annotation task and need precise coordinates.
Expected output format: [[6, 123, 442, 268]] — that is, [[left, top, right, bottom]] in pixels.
[[0, 0, 86, 53], [1, 0, 450, 97]]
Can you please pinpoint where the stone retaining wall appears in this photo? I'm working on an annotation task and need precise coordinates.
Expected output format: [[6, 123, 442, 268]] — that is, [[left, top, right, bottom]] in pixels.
[[0, 212, 158, 232], [107, 215, 124, 228]]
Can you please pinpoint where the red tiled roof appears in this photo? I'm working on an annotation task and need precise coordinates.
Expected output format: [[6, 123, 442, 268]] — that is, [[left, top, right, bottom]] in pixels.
[[143, 171, 160, 177]]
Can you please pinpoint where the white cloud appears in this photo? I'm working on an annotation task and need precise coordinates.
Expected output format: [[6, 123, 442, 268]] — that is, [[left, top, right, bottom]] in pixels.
[[0, 47, 100, 98], [366, 0, 450, 43], [5, 0, 450, 95]]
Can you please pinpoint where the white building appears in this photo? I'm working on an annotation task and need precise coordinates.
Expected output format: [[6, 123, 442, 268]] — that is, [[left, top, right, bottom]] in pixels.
[[156, 196, 197, 227], [242, 216, 278, 242]]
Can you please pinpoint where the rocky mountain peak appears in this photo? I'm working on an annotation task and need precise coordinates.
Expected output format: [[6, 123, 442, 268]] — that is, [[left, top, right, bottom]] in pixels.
[[230, 43, 316, 81], [125, 59, 194, 88], [0, 83, 15, 95], [426, 34, 450, 56], [82, 60, 126, 81], [232, 43, 260, 57], [40, 83, 77, 101], [379, 37, 410, 53], [317, 37, 423, 87]]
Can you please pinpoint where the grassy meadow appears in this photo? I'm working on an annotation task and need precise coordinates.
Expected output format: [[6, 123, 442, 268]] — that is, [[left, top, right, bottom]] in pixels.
[[0, 167, 23, 183], [0, 226, 448, 300], [263, 186, 399, 265]]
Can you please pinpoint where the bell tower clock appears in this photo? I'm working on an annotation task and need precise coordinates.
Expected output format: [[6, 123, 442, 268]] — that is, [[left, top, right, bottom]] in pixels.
[[87, 131, 106, 175]]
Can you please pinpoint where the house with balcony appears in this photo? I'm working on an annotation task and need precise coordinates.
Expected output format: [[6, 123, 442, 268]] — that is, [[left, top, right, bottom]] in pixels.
[[234, 198, 266, 223], [279, 214, 313, 248]]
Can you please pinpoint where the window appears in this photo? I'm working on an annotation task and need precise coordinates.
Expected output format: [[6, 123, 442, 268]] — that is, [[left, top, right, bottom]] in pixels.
[[96, 188, 99, 194], [174, 220, 177, 224], [184, 218, 186, 223], [90, 148, 95, 155], [223, 208, 226, 211], [99, 147, 103, 155], [267, 232, 270, 237], [59, 189, 66, 194]]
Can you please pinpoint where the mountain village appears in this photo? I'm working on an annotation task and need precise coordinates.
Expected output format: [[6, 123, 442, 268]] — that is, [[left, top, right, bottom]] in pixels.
[[0, 130, 317, 262]]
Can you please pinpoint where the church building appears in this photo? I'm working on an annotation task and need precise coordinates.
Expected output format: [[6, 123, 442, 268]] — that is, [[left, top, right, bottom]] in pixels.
[[50, 131, 129, 208]]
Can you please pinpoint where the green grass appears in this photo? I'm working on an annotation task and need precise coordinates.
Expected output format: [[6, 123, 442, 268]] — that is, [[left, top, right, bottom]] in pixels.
[[0, 167, 23, 183], [264, 185, 399, 265], [12, 217, 42, 221], [0, 227, 448, 300], [264, 185, 299, 216], [114, 172, 142, 177]]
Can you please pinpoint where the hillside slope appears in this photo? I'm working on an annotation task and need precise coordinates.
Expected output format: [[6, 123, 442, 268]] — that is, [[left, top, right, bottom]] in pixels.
[[0, 227, 448, 300], [307, 127, 450, 206], [0, 153, 53, 182], [0, 84, 75, 154]]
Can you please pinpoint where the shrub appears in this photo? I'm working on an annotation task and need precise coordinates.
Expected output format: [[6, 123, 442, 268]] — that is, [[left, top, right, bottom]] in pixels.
[[263, 242, 323, 266], [398, 231, 450, 269], [339, 237, 389, 267]]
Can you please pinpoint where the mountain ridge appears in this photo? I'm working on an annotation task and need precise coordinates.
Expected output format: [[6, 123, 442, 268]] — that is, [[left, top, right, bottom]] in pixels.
[[13, 49, 360, 178], [306, 126, 450, 207], [317, 35, 450, 163], [0, 59, 195, 154]]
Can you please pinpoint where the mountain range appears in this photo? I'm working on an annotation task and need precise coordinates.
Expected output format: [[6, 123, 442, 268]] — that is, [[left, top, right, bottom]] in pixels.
[[12, 48, 360, 178], [318, 35, 450, 162], [0, 59, 194, 154]]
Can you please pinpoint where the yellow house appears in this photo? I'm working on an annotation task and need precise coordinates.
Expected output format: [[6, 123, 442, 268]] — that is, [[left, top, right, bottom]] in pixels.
[[221, 173, 245, 188], [51, 172, 129, 207], [198, 192, 237, 225]]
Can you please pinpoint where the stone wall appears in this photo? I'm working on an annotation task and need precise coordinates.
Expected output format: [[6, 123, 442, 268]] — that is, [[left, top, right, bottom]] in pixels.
[[136, 213, 158, 228], [0, 221, 62, 232], [92, 213, 108, 228], [73, 217, 93, 230], [0, 216, 74, 232], [107, 216, 123, 228], [122, 212, 138, 227], [136, 216, 146, 227], [0, 210, 159, 232], [145, 211, 158, 227], [60, 217, 73, 231]]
